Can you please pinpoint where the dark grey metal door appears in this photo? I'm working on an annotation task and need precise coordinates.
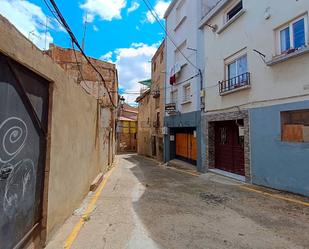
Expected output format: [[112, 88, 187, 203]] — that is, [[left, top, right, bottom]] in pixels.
[[0, 54, 49, 249]]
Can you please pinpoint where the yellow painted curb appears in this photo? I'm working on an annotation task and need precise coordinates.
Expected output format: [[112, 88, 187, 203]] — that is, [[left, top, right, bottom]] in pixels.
[[239, 185, 309, 207], [64, 167, 115, 249]]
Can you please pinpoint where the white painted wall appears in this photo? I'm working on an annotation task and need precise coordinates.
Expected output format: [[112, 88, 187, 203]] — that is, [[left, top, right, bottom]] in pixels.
[[165, 0, 204, 114], [202, 0, 309, 113]]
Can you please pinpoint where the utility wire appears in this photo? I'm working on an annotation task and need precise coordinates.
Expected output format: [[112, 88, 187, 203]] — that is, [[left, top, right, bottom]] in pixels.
[[43, 0, 64, 27], [141, 0, 205, 111], [142, 0, 200, 71], [47, 0, 117, 108]]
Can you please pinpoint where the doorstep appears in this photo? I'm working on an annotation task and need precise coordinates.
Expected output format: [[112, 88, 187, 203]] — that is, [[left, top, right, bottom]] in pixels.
[[208, 168, 246, 182]]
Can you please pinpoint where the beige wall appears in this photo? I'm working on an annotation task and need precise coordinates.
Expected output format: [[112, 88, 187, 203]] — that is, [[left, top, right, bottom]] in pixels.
[[137, 42, 165, 160], [0, 15, 110, 243], [137, 93, 152, 157], [150, 41, 165, 161], [202, 0, 309, 112]]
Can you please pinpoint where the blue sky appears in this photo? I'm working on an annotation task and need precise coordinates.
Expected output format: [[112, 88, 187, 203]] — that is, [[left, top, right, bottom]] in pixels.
[[0, 0, 170, 103]]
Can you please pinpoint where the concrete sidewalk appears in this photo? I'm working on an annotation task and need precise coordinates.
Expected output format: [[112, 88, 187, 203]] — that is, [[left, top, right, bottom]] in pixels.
[[46, 154, 309, 249]]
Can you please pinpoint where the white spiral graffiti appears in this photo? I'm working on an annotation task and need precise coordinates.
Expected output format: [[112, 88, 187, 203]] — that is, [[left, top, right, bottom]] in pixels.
[[0, 117, 27, 164]]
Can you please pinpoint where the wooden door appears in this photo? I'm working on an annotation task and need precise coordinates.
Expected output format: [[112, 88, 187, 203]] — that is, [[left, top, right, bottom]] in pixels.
[[215, 121, 245, 176], [176, 132, 197, 163], [176, 133, 188, 158], [189, 134, 197, 161]]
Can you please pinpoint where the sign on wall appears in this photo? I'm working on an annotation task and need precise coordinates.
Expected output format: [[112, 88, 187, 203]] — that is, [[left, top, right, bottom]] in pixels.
[[165, 103, 176, 112]]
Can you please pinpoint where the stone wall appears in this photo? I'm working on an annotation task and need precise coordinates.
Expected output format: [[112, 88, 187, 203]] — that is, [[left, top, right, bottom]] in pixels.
[[150, 41, 165, 161], [137, 92, 152, 157], [204, 110, 251, 181]]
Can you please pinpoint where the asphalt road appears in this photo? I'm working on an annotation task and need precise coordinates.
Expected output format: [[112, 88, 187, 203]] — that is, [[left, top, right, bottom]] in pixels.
[[46, 154, 309, 249]]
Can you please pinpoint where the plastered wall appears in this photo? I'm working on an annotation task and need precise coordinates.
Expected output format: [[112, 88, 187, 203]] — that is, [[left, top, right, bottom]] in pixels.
[[202, 0, 309, 112], [0, 15, 107, 242]]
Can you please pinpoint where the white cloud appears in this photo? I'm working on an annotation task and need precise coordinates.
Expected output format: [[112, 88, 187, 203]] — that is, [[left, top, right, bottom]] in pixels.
[[146, 0, 170, 24], [100, 51, 113, 62], [0, 0, 54, 50], [103, 42, 159, 104], [127, 1, 140, 13], [93, 25, 99, 32], [80, 0, 127, 22]]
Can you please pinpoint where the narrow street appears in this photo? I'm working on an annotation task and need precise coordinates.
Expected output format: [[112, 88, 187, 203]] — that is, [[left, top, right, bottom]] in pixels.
[[47, 154, 309, 249]]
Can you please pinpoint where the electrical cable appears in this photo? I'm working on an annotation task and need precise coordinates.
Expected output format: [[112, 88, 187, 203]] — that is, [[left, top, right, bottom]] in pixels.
[[142, 0, 206, 111], [42, 0, 64, 28], [47, 0, 117, 108], [142, 0, 200, 71]]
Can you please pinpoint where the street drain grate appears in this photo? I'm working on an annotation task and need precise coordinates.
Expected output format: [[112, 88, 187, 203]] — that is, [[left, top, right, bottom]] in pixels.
[[199, 193, 228, 205]]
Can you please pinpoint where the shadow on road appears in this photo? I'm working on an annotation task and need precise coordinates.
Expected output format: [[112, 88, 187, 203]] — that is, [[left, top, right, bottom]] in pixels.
[[122, 154, 309, 249]]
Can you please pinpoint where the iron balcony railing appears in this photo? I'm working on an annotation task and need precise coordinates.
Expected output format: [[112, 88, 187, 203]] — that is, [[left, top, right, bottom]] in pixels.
[[219, 72, 251, 94]]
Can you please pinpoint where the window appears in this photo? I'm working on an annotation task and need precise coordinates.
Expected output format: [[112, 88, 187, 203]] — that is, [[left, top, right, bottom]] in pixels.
[[281, 109, 309, 142], [220, 54, 250, 94], [171, 90, 178, 104], [226, 1, 243, 21], [156, 112, 160, 124], [175, 40, 187, 63], [155, 96, 160, 109], [160, 52, 163, 64], [183, 84, 191, 102], [278, 16, 308, 54], [176, 0, 186, 25], [153, 62, 157, 72], [227, 55, 248, 83]]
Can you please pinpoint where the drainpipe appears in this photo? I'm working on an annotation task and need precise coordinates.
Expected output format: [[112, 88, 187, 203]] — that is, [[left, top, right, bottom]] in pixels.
[[199, 68, 204, 111]]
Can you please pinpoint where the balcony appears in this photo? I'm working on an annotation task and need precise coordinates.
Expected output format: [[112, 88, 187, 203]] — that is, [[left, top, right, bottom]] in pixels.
[[219, 72, 251, 95]]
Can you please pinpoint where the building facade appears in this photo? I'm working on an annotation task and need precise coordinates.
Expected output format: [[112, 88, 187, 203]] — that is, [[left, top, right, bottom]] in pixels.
[[136, 41, 165, 161], [136, 89, 152, 157], [150, 41, 165, 161], [47, 44, 118, 166], [117, 103, 138, 153], [164, 0, 205, 170], [201, 0, 309, 196]]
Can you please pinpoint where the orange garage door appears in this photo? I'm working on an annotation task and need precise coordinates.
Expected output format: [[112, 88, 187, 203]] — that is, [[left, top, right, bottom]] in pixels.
[[176, 133, 197, 162]]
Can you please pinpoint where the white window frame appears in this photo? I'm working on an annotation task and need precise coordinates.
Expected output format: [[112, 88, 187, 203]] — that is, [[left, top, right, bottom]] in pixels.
[[170, 89, 178, 104], [276, 14, 308, 55], [182, 83, 191, 103], [225, 54, 248, 80], [174, 40, 187, 64], [175, 0, 186, 27]]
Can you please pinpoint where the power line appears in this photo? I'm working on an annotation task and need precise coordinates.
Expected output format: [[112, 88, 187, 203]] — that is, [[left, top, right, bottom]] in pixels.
[[42, 0, 64, 27], [141, 0, 199, 71], [46, 0, 117, 108], [141, 0, 205, 110]]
